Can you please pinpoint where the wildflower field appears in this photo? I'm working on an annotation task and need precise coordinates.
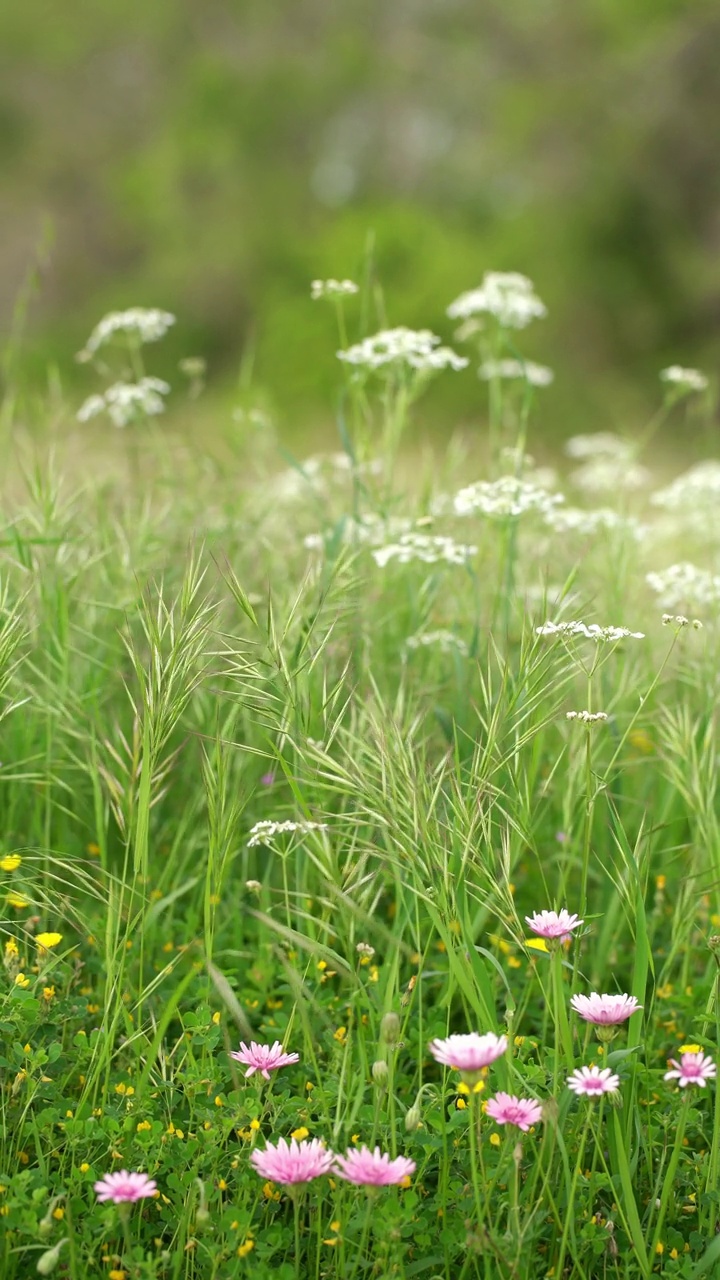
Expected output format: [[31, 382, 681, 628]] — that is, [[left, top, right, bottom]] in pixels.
[[2, 274, 720, 1280]]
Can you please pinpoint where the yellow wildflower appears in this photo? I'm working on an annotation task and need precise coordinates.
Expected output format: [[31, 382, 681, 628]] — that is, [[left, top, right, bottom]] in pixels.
[[238, 1240, 254, 1258], [489, 1133, 501, 1147], [333, 1026, 347, 1042], [680, 1043, 701, 1053], [525, 938, 548, 953], [0, 855, 21, 872], [43, 987, 55, 1001], [291, 1127, 309, 1141], [36, 933, 62, 950], [249, 1119, 260, 1132], [136, 1121, 152, 1132], [79, 1163, 90, 1173], [6, 893, 28, 909], [15, 973, 30, 988]]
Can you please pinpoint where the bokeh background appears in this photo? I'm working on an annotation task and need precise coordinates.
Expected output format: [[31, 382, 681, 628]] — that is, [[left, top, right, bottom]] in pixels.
[[1, 0, 719, 441]]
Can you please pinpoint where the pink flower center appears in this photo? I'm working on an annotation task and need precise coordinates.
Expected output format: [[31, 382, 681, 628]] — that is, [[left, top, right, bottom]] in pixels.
[[682, 1062, 702, 1076], [584, 1078, 604, 1091]]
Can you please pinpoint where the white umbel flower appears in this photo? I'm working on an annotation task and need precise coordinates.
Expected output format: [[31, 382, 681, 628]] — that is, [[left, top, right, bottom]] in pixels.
[[372, 534, 477, 568], [447, 272, 546, 329], [646, 563, 720, 610], [651, 462, 720, 510], [337, 327, 467, 372], [453, 476, 563, 519], [478, 358, 554, 387], [536, 621, 645, 642], [566, 710, 609, 723], [311, 278, 359, 300], [248, 820, 328, 847], [405, 630, 468, 655], [660, 365, 708, 393], [77, 377, 170, 428], [79, 307, 176, 359], [564, 432, 633, 460]]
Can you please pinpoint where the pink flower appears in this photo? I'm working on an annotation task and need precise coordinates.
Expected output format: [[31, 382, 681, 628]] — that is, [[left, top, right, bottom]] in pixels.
[[525, 909, 583, 942], [485, 1092, 543, 1132], [250, 1137, 334, 1184], [570, 993, 642, 1025], [94, 1171, 158, 1204], [230, 1040, 300, 1079], [664, 1052, 717, 1089], [567, 1066, 620, 1097], [333, 1145, 416, 1186], [428, 1032, 508, 1075]]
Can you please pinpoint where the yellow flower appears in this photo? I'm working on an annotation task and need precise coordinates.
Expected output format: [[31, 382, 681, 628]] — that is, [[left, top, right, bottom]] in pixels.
[[15, 973, 30, 988], [79, 1163, 90, 1173], [214, 1096, 224, 1107], [680, 1043, 701, 1053], [333, 1026, 347, 1042], [212, 1011, 221, 1025], [136, 1121, 152, 1132], [36, 933, 62, 949], [262, 1181, 280, 1201], [655, 1242, 664, 1255], [249, 1119, 260, 1132], [628, 728, 654, 754], [87, 842, 101, 856], [238, 1239, 254, 1258], [655, 875, 667, 891], [109, 1271, 127, 1280], [291, 1127, 309, 1141], [456, 1098, 467, 1110], [43, 986, 55, 1001], [52, 1207, 65, 1220], [489, 1133, 501, 1147], [0, 855, 21, 872], [218, 1179, 228, 1191], [525, 938, 548, 953], [6, 893, 28, 909]]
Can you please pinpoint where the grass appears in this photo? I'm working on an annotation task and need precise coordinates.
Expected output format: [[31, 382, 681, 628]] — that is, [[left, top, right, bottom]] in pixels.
[[0, 293, 718, 1280]]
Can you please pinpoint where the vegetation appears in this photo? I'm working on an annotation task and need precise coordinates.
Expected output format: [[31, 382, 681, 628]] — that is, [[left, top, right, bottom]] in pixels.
[[0, 281, 719, 1279]]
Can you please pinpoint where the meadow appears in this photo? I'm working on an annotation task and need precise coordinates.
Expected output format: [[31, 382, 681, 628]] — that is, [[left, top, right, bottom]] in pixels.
[[1, 273, 719, 1280]]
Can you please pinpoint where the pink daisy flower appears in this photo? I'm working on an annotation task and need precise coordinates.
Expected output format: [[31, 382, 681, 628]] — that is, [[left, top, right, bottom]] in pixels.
[[567, 1066, 620, 1097], [570, 993, 642, 1025], [333, 1145, 416, 1186], [525, 909, 583, 943], [230, 1040, 300, 1079], [485, 1092, 543, 1132], [94, 1171, 158, 1204], [428, 1032, 508, 1077], [664, 1051, 717, 1089], [249, 1137, 334, 1184]]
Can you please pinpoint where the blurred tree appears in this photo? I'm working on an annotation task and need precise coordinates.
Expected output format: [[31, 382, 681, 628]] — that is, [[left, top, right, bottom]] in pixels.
[[0, 0, 718, 436]]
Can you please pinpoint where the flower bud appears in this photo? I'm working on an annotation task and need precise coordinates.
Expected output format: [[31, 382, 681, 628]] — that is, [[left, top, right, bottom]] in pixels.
[[36, 1240, 67, 1275], [371, 1059, 389, 1087], [380, 1012, 400, 1046], [405, 1103, 422, 1132]]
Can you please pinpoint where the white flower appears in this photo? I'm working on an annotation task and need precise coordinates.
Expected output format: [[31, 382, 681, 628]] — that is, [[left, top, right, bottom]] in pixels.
[[646, 563, 720, 610], [478, 358, 554, 387], [570, 458, 650, 494], [248, 820, 328, 847], [660, 365, 708, 393], [453, 476, 563, 519], [304, 513, 414, 553], [536, 621, 645, 642], [77, 377, 170, 428], [661, 614, 703, 629], [564, 432, 633, 460], [544, 506, 645, 539], [447, 272, 546, 329], [311, 279, 359, 300], [566, 710, 609, 723], [405, 630, 468, 655], [651, 462, 720, 511], [337, 327, 467, 373], [78, 307, 176, 359], [372, 534, 476, 568]]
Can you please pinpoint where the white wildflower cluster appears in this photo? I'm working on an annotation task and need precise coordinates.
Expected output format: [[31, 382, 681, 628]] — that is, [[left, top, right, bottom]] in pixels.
[[536, 621, 645, 642], [247, 819, 329, 847], [544, 506, 644, 539], [77, 377, 170, 428], [356, 942, 376, 958], [405, 630, 469, 655], [304, 513, 413, 552], [661, 614, 703, 629], [337, 327, 468, 373], [372, 534, 477, 568], [651, 463, 720, 511], [272, 454, 383, 502], [660, 365, 708, 394], [564, 432, 631, 460], [571, 458, 650, 495], [447, 272, 547, 329], [453, 475, 563, 519], [646, 563, 720, 610], [78, 307, 176, 360], [566, 710, 609, 724], [311, 278, 359, 300], [478, 358, 554, 387]]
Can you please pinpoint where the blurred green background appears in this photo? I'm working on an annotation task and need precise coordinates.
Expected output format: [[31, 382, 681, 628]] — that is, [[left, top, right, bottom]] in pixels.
[[1, 0, 719, 441]]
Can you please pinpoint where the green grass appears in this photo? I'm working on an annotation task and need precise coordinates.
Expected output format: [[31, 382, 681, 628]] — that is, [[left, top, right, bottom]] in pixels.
[[0, 296, 718, 1280]]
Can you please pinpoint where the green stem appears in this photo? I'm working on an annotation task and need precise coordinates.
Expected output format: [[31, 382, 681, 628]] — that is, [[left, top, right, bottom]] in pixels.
[[650, 1093, 691, 1256]]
